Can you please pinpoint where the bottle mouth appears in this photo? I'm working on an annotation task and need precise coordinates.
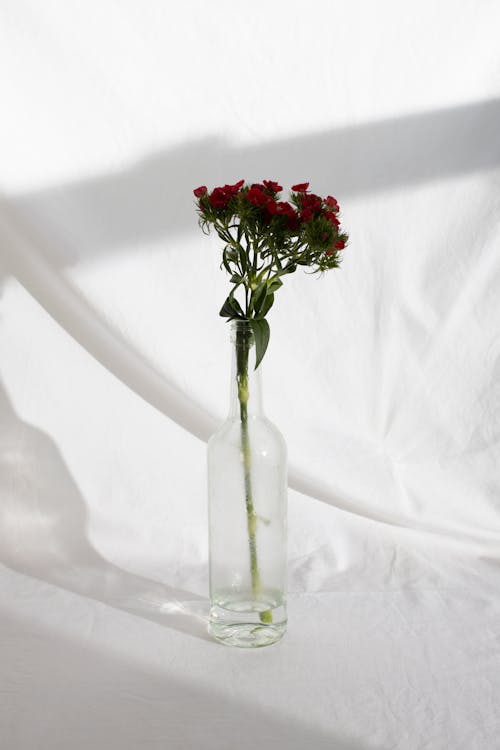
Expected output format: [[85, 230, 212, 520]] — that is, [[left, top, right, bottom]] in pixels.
[[230, 319, 251, 330], [230, 319, 255, 344]]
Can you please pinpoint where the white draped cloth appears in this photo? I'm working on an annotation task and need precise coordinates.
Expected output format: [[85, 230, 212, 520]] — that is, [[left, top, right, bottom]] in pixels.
[[1, 2, 499, 748]]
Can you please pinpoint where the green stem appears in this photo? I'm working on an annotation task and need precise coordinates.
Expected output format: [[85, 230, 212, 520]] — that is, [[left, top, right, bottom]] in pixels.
[[236, 327, 273, 625]]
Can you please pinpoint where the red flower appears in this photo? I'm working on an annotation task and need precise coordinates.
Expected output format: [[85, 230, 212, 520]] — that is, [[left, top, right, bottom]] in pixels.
[[301, 193, 322, 211], [263, 180, 283, 193], [193, 185, 208, 197], [209, 187, 230, 208], [223, 179, 244, 196], [301, 207, 314, 222], [268, 201, 294, 216], [208, 180, 244, 208], [291, 182, 310, 192], [266, 200, 299, 229], [324, 195, 339, 212], [334, 240, 345, 250], [325, 249, 334, 256], [325, 211, 340, 227], [246, 185, 272, 208]]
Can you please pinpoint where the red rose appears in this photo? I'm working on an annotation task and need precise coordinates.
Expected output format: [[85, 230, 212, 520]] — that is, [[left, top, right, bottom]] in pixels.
[[209, 187, 230, 208], [334, 240, 345, 250], [325, 249, 334, 256], [193, 185, 208, 197], [263, 180, 283, 193], [324, 195, 339, 212], [325, 211, 340, 227], [291, 182, 310, 192]]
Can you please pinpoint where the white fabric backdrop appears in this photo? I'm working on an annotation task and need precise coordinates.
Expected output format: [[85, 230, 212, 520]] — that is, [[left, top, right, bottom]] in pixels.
[[1, 2, 500, 748]]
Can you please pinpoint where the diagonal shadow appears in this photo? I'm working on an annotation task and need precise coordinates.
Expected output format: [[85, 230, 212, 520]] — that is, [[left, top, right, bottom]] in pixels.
[[1, 609, 378, 750], [7, 97, 500, 265], [2, 100, 500, 550], [2, 194, 499, 551], [0, 379, 211, 642]]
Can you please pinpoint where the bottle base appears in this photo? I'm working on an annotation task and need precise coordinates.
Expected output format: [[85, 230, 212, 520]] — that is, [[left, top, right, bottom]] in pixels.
[[209, 600, 287, 648]]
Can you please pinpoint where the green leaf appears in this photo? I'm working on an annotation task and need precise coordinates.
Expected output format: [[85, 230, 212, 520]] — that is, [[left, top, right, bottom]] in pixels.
[[251, 282, 268, 316], [259, 292, 274, 317], [267, 278, 283, 294], [230, 295, 245, 318], [249, 318, 270, 370], [219, 295, 245, 319], [238, 246, 248, 273], [222, 247, 237, 275], [219, 297, 235, 318]]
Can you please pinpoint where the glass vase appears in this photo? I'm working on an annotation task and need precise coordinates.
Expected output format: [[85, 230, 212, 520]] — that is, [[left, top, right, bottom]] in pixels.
[[207, 320, 287, 647]]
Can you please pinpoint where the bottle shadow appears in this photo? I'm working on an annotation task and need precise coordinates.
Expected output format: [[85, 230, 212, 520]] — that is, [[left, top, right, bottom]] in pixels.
[[2, 608, 376, 750], [0, 379, 211, 641], [2, 97, 499, 567]]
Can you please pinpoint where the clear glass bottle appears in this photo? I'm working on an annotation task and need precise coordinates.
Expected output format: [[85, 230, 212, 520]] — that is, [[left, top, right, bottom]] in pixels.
[[207, 320, 287, 647]]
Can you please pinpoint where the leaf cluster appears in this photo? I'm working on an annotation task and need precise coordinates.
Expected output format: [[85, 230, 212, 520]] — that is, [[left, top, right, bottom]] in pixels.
[[194, 181, 349, 367]]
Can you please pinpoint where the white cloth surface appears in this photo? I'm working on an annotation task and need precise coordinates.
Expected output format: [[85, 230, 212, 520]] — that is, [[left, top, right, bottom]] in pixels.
[[1, 2, 500, 748]]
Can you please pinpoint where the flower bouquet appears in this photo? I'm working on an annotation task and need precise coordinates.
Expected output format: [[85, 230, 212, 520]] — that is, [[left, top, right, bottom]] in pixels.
[[194, 180, 348, 647]]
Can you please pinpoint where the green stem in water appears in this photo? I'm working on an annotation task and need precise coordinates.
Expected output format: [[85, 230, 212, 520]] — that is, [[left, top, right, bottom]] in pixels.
[[236, 326, 273, 625]]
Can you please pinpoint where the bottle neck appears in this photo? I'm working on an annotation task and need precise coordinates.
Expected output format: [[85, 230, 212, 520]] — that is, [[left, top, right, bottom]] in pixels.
[[228, 321, 264, 419]]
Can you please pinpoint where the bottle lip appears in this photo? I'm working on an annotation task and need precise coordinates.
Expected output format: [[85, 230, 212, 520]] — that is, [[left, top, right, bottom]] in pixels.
[[230, 319, 252, 329], [229, 319, 255, 344]]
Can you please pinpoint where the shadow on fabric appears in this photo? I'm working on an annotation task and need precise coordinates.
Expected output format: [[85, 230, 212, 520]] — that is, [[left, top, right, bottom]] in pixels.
[[1, 98, 500, 543], [7, 97, 500, 265], [1, 610, 375, 750], [0, 379, 210, 641]]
